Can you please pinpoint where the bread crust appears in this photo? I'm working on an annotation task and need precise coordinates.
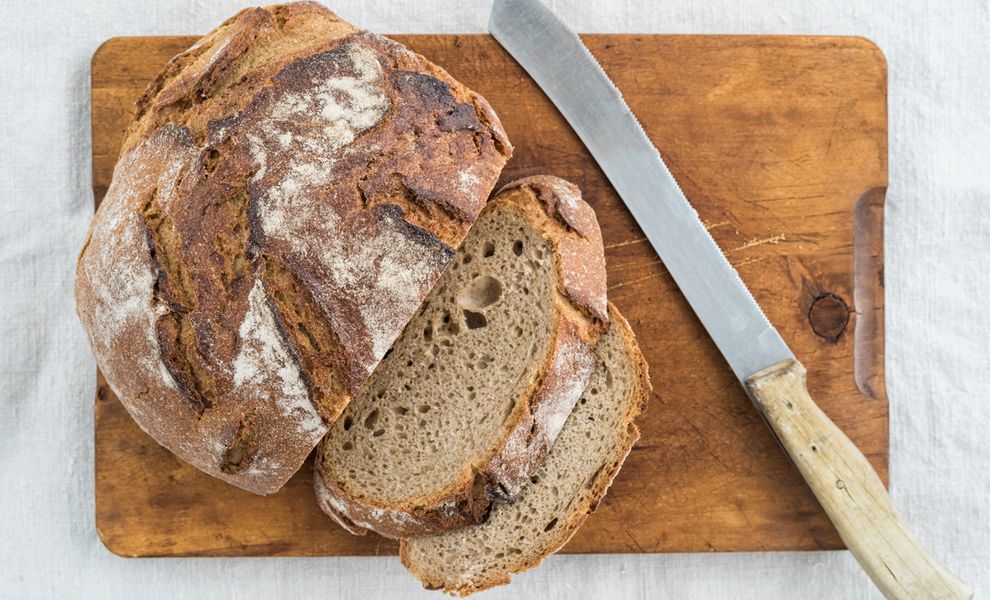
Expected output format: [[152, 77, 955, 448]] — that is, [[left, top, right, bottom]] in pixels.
[[75, 2, 510, 495], [314, 176, 608, 537], [398, 305, 653, 595]]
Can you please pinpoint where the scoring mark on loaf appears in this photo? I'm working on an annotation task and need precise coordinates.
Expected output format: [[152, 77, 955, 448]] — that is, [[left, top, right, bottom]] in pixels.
[[80, 127, 205, 401], [234, 278, 325, 439], [246, 40, 455, 377]]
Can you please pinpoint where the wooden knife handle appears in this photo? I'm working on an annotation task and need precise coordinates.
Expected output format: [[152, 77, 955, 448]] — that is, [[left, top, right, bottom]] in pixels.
[[745, 359, 971, 600]]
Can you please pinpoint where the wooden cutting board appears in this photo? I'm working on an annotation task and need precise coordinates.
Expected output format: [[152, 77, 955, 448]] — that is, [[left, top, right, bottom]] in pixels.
[[91, 34, 887, 557]]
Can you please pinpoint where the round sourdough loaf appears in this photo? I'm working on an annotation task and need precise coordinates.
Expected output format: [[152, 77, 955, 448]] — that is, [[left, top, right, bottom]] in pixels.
[[74, 2, 511, 495]]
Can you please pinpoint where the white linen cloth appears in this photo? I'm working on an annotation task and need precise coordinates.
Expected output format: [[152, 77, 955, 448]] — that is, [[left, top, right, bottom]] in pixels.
[[1, 1, 987, 598]]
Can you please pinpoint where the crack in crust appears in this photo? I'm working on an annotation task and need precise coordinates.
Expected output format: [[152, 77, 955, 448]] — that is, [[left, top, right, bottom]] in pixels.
[[259, 254, 351, 423], [221, 411, 258, 474]]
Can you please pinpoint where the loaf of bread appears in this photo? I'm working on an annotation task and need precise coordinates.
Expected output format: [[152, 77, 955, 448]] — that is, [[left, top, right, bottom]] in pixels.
[[78, 4, 651, 591], [314, 176, 608, 538], [74, 2, 510, 494], [401, 306, 651, 595]]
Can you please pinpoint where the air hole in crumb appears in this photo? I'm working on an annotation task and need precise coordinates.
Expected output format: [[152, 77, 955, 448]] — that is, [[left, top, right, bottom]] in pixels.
[[458, 275, 502, 310], [482, 242, 495, 257], [373, 429, 385, 437], [342, 441, 353, 450], [463, 310, 487, 329], [423, 326, 433, 341], [417, 405, 431, 414], [513, 240, 524, 256], [395, 406, 409, 416], [463, 254, 473, 264], [364, 409, 379, 430], [343, 416, 353, 431], [531, 475, 540, 484]]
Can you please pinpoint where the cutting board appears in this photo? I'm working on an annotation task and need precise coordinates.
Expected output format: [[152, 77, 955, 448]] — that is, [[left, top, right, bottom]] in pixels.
[[91, 34, 887, 557]]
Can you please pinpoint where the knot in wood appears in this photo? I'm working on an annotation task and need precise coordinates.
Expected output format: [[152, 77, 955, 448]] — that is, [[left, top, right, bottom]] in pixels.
[[808, 293, 849, 341]]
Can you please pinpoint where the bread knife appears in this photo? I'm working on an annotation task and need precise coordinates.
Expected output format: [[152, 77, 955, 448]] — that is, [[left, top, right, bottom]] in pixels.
[[489, 1, 970, 598]]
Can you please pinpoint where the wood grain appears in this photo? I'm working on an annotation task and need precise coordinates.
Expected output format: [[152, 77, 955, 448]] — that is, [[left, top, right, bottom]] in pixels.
[[91, 34, 888, 557]]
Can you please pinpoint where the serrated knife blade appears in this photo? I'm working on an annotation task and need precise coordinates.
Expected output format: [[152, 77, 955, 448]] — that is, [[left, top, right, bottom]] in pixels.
[[490, 0, 790, 383], [489, 1, 971, 598]]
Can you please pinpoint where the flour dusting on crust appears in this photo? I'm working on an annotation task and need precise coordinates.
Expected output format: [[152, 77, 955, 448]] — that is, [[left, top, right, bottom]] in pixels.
[[459, 166, 481, 195], [248, 43, 389, 217]]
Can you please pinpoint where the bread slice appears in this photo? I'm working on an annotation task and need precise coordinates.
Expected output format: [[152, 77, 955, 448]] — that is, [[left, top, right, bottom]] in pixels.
[[400, 305, 651, 595], [314, 176, 608, 538]]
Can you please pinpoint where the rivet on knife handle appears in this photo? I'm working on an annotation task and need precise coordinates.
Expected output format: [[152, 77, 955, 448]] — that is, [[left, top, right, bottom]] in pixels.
[[489, 0, 971, 598], [746, 360, 972, 600]]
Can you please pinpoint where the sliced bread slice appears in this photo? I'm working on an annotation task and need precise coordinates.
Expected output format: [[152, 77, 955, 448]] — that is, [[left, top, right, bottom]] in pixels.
[[399, 305, 651, 595], [314, 176, 608, 538]]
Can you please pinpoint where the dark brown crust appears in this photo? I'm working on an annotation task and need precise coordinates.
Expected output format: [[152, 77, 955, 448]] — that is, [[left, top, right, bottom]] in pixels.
[[74, 3, 510, 495], [398, 305, 653, 595], [314, 176, 608, 537]]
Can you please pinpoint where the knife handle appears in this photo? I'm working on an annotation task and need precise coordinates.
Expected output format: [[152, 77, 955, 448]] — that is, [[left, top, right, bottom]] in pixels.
[[745, 359, 971, 600]]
